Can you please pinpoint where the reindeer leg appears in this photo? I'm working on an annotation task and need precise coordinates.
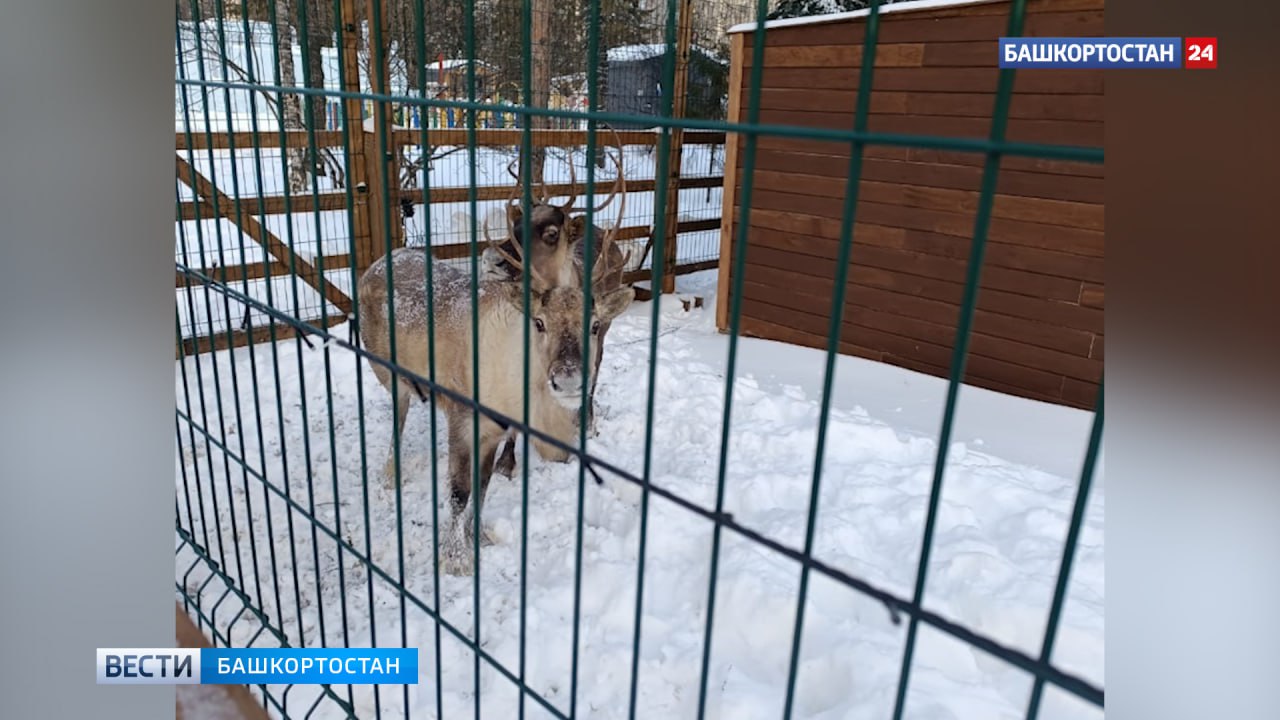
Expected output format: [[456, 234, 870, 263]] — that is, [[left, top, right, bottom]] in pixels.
[[587, 320, 611, 438], [441, 411, 476, 575], [382, 385, 413, 489], [445, 412, 473, 517], [475, 426, 504, 546], [441, 413, 506, 575], [493, 428, 518, 479]]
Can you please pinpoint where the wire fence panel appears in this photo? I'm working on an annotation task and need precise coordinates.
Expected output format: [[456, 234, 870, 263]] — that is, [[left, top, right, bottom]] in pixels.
[[174, 1, 1104, 719]]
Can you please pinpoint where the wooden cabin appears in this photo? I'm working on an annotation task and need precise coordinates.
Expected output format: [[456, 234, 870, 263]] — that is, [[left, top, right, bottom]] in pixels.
[[716, 0, 1104, 410]]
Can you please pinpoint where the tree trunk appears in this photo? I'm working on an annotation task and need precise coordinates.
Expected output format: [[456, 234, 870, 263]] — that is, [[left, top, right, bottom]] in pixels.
[[303, 0, 331, 177], [394, 0, 418, 94], [275, 0, 309, 194], [304, 0, 329, 133], [530, 0, 551, 185]]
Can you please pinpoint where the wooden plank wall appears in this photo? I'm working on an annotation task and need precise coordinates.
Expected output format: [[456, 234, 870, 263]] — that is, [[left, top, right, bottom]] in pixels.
[[717, 0, 1104, 410]]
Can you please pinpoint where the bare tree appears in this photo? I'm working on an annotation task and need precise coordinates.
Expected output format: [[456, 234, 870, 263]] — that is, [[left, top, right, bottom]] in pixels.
[[301, 0, 332, 174], [267, 0, 310, 193], [179, 4, 348, 189]]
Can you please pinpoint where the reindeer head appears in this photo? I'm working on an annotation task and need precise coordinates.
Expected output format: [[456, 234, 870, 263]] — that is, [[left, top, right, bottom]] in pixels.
[[532, 282, 634, 407], [487, 157, 577, 288], [484, 213, 634, 408], [485, 128, 628, 290]]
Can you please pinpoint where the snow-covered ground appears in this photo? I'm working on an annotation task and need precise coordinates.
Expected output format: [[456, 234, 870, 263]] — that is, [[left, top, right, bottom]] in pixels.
[[176, 269, 1104, 720]]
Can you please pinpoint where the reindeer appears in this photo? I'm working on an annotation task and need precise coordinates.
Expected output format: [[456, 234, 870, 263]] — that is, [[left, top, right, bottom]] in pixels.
[[356, 214, 635, 575], [484, 135, 632, 478], [481, 131, 627, 289]]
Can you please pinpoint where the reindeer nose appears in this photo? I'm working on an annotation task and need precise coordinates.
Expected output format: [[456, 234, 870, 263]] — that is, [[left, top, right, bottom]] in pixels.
[[551, 370, 583, 397]]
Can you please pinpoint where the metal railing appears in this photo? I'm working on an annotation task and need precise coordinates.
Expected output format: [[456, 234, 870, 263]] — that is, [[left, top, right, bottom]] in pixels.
[[174, 1, 1104, 718]]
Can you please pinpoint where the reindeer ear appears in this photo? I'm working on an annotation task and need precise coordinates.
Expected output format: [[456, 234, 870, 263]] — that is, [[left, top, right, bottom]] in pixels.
[[567, 215, 587, 242], [594, 285, 636, 322], [504, 282, 540, 313], [506, 203, 523, 226]]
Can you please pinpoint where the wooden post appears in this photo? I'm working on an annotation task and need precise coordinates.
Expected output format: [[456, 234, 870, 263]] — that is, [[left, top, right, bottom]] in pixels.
[[177, 156, 353, 315], [339, 0, 374, 273], [660, 0, 695, 295], [363, 130, 403, 257], [715, 32, 745, 332], [364, 0, 403, 259], [530, 0, 552, 183]]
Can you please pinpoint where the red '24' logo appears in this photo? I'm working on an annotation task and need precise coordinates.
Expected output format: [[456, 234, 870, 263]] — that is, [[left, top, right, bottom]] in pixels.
[[1184, 38, 1217, 69]]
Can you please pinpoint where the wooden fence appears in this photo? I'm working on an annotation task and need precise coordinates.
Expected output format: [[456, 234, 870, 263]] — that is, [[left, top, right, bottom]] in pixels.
[[717, 0, 1104, 410], [176, 127, 725, 357]]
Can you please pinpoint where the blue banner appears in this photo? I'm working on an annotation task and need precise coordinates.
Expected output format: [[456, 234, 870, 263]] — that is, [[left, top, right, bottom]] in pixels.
[[999, 37, 1182, 69], [201, 647, 418, 685]]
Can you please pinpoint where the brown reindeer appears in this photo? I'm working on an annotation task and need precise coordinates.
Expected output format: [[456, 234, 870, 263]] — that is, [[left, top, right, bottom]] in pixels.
[[481, 134, 627, 288], [357, 215, 635, 575], [487, 140, 631, 478]]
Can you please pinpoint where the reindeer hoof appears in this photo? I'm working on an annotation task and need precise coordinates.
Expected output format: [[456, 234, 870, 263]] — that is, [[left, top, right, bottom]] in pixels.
[[439, 519, 481, 575], [381, 459, 409, 490], [463, 522, 497, 547], [493, 438, 517, 479], [493, 457, 515, 480], [440, 551, 474, 577]]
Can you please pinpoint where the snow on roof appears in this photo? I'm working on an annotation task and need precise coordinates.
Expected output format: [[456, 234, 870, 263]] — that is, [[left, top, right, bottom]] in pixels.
[[727, 0, 1007, 34], [607, 43, 724, 63], [437, 59, 495, 70]]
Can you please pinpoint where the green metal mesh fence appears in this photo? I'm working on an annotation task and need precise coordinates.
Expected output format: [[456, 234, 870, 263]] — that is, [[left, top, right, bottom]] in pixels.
[[175, 0, 1104, 718]]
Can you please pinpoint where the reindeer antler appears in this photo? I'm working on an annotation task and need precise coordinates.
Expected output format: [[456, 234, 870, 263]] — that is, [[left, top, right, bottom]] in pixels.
[[601, 128, 628, 253], [484, 214, 552, 292], [486, 166, 552, 290], [573, 126, 628, 217], [567, 126, 630, 266], [508, 148, 574, 212], [588, 217, 632, 295], [550, 151, 577, 213], [504, 156, 527, 222]]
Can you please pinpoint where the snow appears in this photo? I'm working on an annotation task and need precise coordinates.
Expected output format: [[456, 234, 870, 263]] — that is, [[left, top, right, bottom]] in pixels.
[[362, 116, 407, 133], [437, 59, 495, 71], [727, 0, 1009, 34], [177, 269, 1104, 720], [607, 44, 726, 64], [176, 683, 252, 720]]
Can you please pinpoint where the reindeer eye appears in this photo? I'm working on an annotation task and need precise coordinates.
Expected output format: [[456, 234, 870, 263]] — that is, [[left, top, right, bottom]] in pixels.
[[533, 318, 546, 333]]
